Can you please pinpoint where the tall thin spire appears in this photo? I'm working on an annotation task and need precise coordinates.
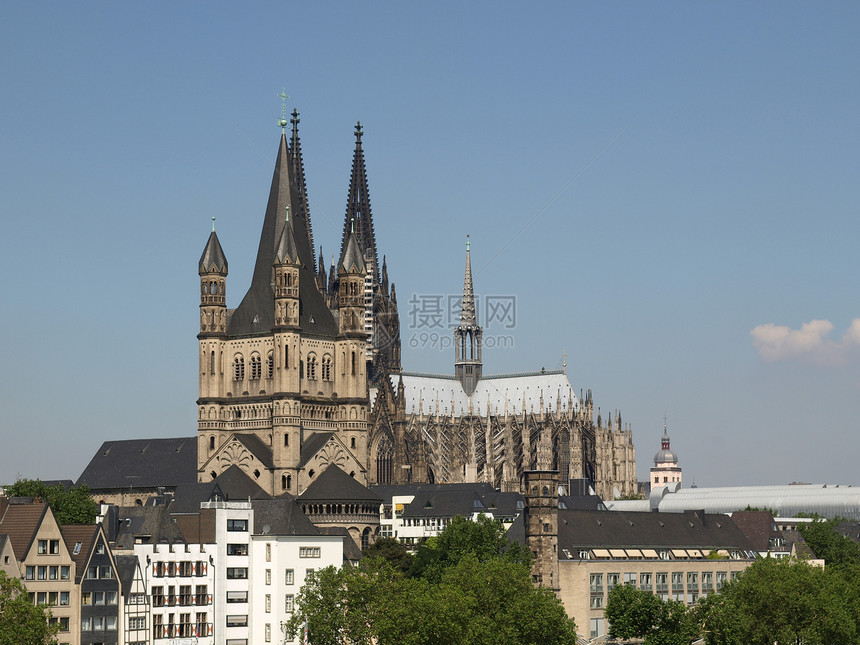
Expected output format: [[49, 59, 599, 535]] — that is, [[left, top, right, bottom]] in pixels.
[[340, 121, 379, 284], [460, 235, 477, 326], [454, 235, 482, 396], [290, 108, 315, 272]]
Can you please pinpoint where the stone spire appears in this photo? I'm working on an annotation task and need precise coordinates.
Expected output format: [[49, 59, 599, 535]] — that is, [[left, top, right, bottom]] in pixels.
[[340, 121, 379, 284], [290, 108, 315, 272], [454, 236, 483, 396]]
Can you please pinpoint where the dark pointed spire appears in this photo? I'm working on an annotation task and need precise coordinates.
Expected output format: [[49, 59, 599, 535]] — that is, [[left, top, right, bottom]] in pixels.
[[340, 121, 379, 283], [290, 109, 315, 272], [274, 209, 299, 265], [339, 218, 367, 275], [199, 221, 227, 275], [454, 235, 482, 396], [381, 255, 389, 296]]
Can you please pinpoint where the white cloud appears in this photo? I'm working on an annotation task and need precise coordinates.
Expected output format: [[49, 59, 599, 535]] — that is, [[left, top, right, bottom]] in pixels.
[[750, 318, 860, 364]]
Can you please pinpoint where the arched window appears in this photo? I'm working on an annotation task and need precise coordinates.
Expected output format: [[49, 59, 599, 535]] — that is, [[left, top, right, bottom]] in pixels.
[[284, 434, 289, 447], [233, 355, 245, 381], [209, 436, 215, 450], [351, 437, 356, 449], [351, 351, 356, 376], [286, 475, 292, 490], [361, 527, 372, 550], [210, 351, 215, 374], [281, 475, 287, 490], [376, 435, 393, 484], [250, 354, 262, 380], [307, 354, 317, 380], [267, 352, 274, 378], [322, 354, 332, 381]]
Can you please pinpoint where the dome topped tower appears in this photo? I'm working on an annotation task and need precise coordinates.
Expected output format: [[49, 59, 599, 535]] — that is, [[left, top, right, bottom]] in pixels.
[[650, 422, 682, 489]]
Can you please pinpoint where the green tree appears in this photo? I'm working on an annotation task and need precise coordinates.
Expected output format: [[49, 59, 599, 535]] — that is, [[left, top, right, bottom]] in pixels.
[[797, 518, 860, 566], [0, 571, 59, 645], [4, 479, 97, 525], [409, 514, 532, 581], [605, 584, 697, 645], [705, 557, 857, 645], [361, 536, 412, 575]]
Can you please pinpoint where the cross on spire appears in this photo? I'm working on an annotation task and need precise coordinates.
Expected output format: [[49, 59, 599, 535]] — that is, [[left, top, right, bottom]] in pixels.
[[355, 121, 363, 143], [278, 88, 289, 130]]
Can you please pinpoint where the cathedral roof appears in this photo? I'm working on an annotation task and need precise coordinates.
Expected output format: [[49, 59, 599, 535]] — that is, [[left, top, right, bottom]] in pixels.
[[382, 370, 577, 417], [339, 229, 366, 275], [77, 437, 198, 490], [227, 132, 336, 337], [298, 465, 381, 503], [199, 230, 227, 274]]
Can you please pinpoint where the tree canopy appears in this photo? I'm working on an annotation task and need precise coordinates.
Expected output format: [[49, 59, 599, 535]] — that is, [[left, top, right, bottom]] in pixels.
[[0, 571, 58, 645], [4, 479, 97, 525], [797, 518, 860, 566], [286, 515, 577, 644]]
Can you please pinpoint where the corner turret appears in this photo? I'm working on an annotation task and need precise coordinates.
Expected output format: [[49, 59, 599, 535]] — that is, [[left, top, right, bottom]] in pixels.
[[198, 220, 228, 336], [454, 236, 483, 396]]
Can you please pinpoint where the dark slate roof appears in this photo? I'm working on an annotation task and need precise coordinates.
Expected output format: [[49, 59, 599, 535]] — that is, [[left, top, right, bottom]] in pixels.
[[0, 501, 49, 560], [168, 482, 224, 515], [730, 511, 781, 552], [506, 512, 526, 546], [199, 230, 228, 274], [299, 465, 381, 503], [835, 520, 860, 543], [317, 526, 364, 562], [232, 434, 274, 469], [113, 506, 186, 549], [115, 554, 139, 597], [339, 230, 366, 275], [228, 133, 337, 338], [298, 432, 335, 469], [401, 490, 522, 519], [251, 498, 319, 536], [77, 438, 198, 490], [558, 510, 754, 554], [214, 465, 271, 501], [559, 494, 606, 511], [370, 482, 495, 503]]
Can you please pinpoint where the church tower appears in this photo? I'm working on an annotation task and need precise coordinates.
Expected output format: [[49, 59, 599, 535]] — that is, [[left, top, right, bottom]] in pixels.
[[454, 236, 482, 396], [650, 422, 682, 489], [523, 469, 560, 594], [196, 108, 370, 495]]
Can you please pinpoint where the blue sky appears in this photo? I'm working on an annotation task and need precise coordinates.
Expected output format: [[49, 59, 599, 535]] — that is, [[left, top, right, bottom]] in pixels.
[[2, 2, 858, 487]]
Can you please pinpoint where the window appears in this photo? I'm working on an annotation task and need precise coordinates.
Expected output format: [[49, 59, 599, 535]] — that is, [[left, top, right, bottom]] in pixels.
[[179, 613, 191, 638], [49, 566, 58, 580], [37, 592, 47, 605], [266, 622, 272, 642], [267, 352, 274, 378], [60, 565, 70, 579], [130, 592, 146, 604], [50, 540, 60, 554], [266, 569, 271, 585], [86, 565, 98, 579], [152, 586, 164, 607], [130, 617, 146, 630], [196, 613, 208, 637], [716, 571, 728, 589], [226, 567, 248, 580], [590, 618, 605, 639], [285, 594, 294, 612], [266, 543, 272, 562], [93, 591, 105, 605], [195, 560, 208, 576], [37, 566, 47, 580], [590, 595, 603, 609], [607, 573, 620, 591], [179, 586, 191, 606], [73, 542, 82, 555], [179, 561, 193, 576], [226, 615, 248, 628], [82, 617, 92, 631], [233, 356, 245, 381], [307, 353, 317, 380], [299, 547, 320, 558], [227, 519, 248, 532], [265, 594, 271, 613], [25, 566, 34, 580], [250, 354, 262, 380], [38, 540, 48, 554], [687, 571, 699, 590], [322, 355, 332, 380], [624, 572, 637, 586], [227, 544, 248, 556], [95, 542, 105, 555], [58, 617, 69, 632], [589, 573, 603, 593], [226, 590, 248, 603], [82, 592, 92, 606], [99, 565, 113, 579], [305, 568, 314, 581], [106, 616, 117, 630], [60, 592, 69, 606], [195, 585, 209, 605], [48, 592, 58, 606], [285, 569, 294, 585], [92, 616, 104, 630], [153, 614, 163, 639]]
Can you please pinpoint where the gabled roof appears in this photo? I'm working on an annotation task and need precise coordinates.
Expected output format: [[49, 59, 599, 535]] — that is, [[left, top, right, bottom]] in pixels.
[[77, 437, 198, 490], [339, 230, 366, 275], [298, 432, 334, 469], [317, 526, 363, 562], [227, 132, 336, 337], [168, 481, 224, 515], [0, 500, 49, 560], [232, 434, 274, 469], [251, 499, 318, 536], [113, 505, 186, 549], [61, 524, 99, 583], [274, 218, 300, 265], [558, 510, 754, 552], [114, 554, 139, 597], [299, 465, 381, 503], [214, 465, 271, 501], [730, 511, 781, 552]]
